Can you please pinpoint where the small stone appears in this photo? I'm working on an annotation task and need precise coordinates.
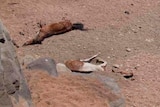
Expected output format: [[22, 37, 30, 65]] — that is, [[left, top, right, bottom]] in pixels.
[[107, 56, 111, 59], [112, 68, 119, 72], [145, 38, 154, 42], [96, 37, 99, 40], [112, 55, 115, 57], [131, 78, 135, 81], [139, 26, 142, 29], [45, 101, 51, 105], [19, 31, 24, 36], [112, 64, 120, 68], [32, 93, 39, 99], [136, 64, 140, 67], [124, 11, 130, 15], [126, 48, 131, 52], [134, 64, 140, 70], [123, 72, 133, 79]]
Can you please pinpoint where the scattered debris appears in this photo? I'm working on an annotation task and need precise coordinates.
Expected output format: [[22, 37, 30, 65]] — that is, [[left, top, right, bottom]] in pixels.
[[113, 70, 134, 79], [112, 63, 134, 79]]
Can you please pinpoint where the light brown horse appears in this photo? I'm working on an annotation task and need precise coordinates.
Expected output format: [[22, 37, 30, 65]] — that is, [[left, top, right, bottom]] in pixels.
[[23, 20, 85, 46], [63, 53, 107, 73]]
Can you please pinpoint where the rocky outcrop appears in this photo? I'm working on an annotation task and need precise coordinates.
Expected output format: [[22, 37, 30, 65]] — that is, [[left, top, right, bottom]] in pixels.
[[25, 67, 125, 107], [0, 20, 33, 107]]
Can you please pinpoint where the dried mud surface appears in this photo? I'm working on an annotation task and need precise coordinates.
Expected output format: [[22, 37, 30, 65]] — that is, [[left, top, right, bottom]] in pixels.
[[1, 0, 160, 107]]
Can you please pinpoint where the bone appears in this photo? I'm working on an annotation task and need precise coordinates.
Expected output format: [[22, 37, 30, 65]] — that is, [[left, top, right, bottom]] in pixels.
[[80, 52, 101, 62]]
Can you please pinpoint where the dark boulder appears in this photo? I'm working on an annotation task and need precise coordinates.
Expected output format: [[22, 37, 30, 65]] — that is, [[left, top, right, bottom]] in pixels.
[[26, 57, 58, 77], [0, 20, 33, 107]]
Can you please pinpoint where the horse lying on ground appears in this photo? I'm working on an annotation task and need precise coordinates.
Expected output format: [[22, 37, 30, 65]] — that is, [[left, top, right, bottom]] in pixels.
[[23, 20, 86, 46], [58, 52, 107, 73]]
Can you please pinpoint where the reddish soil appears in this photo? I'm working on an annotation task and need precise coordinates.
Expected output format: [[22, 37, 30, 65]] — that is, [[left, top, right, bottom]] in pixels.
[[1, 0, 160, 107], [113, 52, 160, 107], [24, 70, 115, 107]]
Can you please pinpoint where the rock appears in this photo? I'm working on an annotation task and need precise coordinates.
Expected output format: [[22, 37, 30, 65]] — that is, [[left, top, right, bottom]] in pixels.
[[96, 74, 125, 107], [26, 57, 58, 77], [113, 64, 120, 68], [0, 20, 33, 107], [121, 71, 134, 79], [145, 38, 154, 42], [134, 64, 140, 70], [19, 31, 25, 36], [98, 75, 121, 93], [112, 64, 121, 73], [126, 48, 131, 52], [66, 70, 126, 107], [0, 20, 11, 41], [124, 11, 130, 15]]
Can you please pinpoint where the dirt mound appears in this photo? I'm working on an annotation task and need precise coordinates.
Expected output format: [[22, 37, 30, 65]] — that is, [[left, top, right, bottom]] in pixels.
[[24, 70, 124, 107]]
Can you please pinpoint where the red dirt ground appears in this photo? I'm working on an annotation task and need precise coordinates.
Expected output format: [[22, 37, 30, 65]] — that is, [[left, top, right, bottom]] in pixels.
[[1, 0, 160, 107]]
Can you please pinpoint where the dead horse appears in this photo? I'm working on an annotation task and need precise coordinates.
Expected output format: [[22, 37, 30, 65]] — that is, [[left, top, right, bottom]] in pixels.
[[23, 20, 85, 46]]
